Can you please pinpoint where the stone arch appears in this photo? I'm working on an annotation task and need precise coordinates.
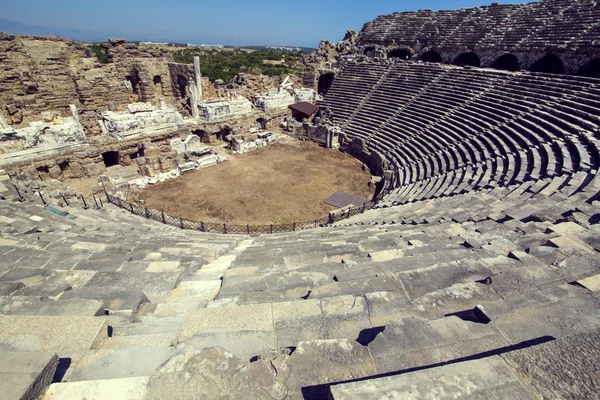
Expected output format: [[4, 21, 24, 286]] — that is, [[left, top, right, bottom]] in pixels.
[[388, 48, 411, 60], [453, 52, 481, 67], [317, 73, 335, 96], [419, 50, 442, 63], [530, 54, 564, 74], [577, 57, 600, 79], [491, 54, 519, 71]]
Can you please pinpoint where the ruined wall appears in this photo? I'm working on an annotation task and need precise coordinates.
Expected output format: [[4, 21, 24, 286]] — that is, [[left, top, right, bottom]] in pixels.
[[354, 0, 600, 75], [0, 34, 183, 135]]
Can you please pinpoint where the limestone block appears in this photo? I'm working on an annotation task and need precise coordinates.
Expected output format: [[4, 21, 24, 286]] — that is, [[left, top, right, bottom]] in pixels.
[[183, 134, 201, 151], [169, 138, 185, 153], [0, 351, 59, 400]]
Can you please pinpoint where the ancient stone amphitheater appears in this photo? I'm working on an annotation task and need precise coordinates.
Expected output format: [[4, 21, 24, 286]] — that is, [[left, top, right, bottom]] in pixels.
[[1, 0, 600, 399]]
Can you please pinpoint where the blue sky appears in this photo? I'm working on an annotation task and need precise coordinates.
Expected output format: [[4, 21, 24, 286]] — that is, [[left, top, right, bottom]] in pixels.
[[1, 0, 536, 47]]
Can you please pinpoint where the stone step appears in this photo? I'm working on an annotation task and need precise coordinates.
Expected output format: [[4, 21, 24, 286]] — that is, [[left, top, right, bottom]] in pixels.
[[330, 356, 534, 399], [0, 351, 58, 400], [67, 347, 175, 382], [45, 377, 149, 400], [0, 316, 108, 363], [0, 297, 104, 316]]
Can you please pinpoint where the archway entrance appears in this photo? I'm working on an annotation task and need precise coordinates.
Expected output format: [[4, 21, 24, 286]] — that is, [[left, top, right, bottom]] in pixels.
[[419, 50, 442, 63], [530, 55, 564, 74], [256, 118, 266, 130], [318, 73, 335, 96], [388, 48, 411, 60], [176, 75, 189, 98], [577, 58, 600, 78], [453, 52, 481, 67], [491, 54, 519, 71]]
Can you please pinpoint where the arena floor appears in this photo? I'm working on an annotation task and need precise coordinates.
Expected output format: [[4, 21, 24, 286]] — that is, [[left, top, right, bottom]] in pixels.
[[137, 137, 373, 225]]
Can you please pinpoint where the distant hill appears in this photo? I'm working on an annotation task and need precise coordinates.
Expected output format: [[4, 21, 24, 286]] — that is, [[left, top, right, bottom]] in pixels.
[[0, 18, 111, 42]]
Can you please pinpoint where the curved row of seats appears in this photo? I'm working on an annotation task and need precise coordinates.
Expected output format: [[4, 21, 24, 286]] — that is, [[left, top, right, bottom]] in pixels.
[[358, 0, 597, 52], [319, 60, 600, 209]]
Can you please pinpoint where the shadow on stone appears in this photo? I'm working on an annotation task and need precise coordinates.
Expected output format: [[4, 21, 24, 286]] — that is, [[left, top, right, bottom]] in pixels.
[[52, 358, 71, 383], [355, 326, 385, 346], [301, 335, 556, 399]]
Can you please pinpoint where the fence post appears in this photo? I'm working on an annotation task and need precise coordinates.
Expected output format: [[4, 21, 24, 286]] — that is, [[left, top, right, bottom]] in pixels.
[[81, 195, 89, 209], [38, 191, 46, 205], [13, 185, 24, 202], [362, 203, 366, 213], [314, 219, 317, 228], [201, 221, 205, 232], [293, 222, 296, 231], [247, 225, 250, 235], [130, 203, 134, 213], [60, 192, 69, 206], [180, 217, 184, 229], [99, 198, 103, 208], [270, 224, 273, 234], [145, 207, 149, 219], [223, 223, 227, 234], [162, 211, 166, 224]]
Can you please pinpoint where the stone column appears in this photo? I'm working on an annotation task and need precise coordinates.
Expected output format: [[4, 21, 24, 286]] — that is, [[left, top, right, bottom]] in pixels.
[[0, 108, 8, 129], [159, 97, 167, 112], [193, 56, 202, 100], [189, 83, 200, 119]]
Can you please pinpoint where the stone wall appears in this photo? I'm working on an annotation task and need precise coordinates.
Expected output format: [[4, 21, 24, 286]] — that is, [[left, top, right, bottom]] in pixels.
[[0, 34, 183, 136], [353, 0, 600, 76]]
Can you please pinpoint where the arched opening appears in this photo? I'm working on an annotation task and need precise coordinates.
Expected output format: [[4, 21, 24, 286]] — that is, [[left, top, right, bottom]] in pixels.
[[363, 47, 376, 57], [453, 52, 481, 67], [577, 58, 600, 79], [102, 151, 120, 168], [153, 75, 164, 97], [530, 55, 564, 74], [317, 73, 335, 96], [491, 54, 519, 71], [388, 48, 411, 60], [419, 50, 442, 63], [256, 118, 266, 130], [126, 70, 141, 96]]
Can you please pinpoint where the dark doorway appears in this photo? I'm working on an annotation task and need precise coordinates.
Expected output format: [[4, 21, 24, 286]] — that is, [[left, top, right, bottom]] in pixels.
[[256, 118, 266, 130], [363, 47, 376, 57], [317, 73, 335, 96], [153, 75, 164, 97], [419, 50, 442, 63], [530, 55, 564, 74], [453, 52, 481, 67], [126, 70, 141, 95], [388, 48, 411, 60], [491, 54, 519, 71], [102, 151, 120, 168], [176, 75, 189, 98], [193, 129, 210, 143], [577, 58, 600, 79]]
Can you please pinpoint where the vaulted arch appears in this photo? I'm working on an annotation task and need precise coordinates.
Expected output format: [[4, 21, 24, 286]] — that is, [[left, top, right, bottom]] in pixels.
[[419, 50, 442, 63], [530, 55, 564, 74], [453, 52, 481, 67], [491, 54, 519, 71], [577, 58, 600, 79]]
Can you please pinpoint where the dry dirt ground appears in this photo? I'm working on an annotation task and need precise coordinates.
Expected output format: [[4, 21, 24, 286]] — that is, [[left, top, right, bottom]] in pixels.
[[138, 138, 373, 225]]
